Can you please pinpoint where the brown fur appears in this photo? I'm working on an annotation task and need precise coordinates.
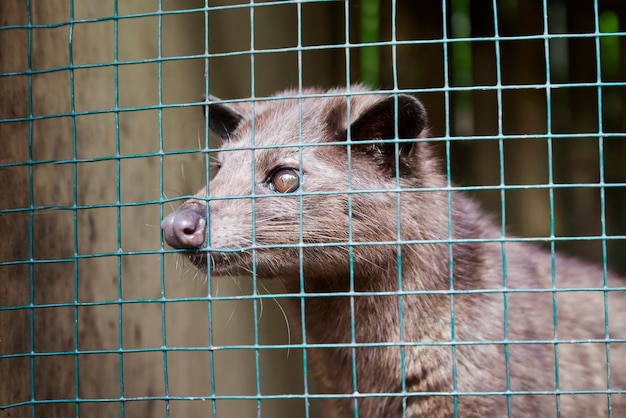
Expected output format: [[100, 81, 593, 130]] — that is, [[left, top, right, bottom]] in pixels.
[[161, 86, 626, 417]]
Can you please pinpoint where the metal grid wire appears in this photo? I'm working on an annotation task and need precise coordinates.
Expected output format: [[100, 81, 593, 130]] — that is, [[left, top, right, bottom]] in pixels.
[[1, 0, 626, 417]]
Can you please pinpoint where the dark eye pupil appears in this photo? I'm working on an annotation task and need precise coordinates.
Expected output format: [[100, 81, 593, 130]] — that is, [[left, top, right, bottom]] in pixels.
[[272, 168, 299, 193]]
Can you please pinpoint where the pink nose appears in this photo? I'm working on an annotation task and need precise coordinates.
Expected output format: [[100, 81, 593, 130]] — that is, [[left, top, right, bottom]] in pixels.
[[161, 205, 207, 249]]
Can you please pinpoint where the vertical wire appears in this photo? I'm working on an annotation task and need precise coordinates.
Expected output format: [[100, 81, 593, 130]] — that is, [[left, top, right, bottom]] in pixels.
[[343, 2, 358, 416], [295, 2, 310, 417], [156, 2, 170, 417], [542, 0, 561, 415], [25, 2, 35, 417], [111, 1, 125, 416], [593, 0, 612, 414], [203, 2, 218, 417], [441, 1, 460, 415], [389, 1, 408, 416], [490, 1, 512, 415], [67, 1, 80, 416], [248, 2, 262, 415]]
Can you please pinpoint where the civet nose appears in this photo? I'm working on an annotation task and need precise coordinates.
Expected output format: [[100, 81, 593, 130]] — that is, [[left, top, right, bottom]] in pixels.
[[161, 205, 207, 249]]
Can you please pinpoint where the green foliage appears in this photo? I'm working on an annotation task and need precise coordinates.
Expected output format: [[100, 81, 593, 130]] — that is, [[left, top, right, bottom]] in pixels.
[[360, 0, 380, 87], [600, 10, 620, 79]]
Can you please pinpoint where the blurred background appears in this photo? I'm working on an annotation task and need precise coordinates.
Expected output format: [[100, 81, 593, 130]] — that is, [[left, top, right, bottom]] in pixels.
[[1, 0, 625, 417]]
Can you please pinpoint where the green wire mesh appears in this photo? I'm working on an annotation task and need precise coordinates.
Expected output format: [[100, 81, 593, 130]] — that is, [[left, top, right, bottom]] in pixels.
[[1, 1, 626, 417]]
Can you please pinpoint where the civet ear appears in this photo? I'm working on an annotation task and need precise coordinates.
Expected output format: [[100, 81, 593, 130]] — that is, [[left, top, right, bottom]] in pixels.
[[339, 94, 427, 176], [202, 95, 246, 140]]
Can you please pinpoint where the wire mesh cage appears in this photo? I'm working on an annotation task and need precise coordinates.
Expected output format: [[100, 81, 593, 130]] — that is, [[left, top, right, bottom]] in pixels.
[[1, 1, 626, 417]]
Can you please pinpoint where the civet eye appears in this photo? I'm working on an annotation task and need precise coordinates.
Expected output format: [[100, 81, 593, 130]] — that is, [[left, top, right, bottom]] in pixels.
[[209, 161, 222, 172], [269, 168, 300, 193]]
